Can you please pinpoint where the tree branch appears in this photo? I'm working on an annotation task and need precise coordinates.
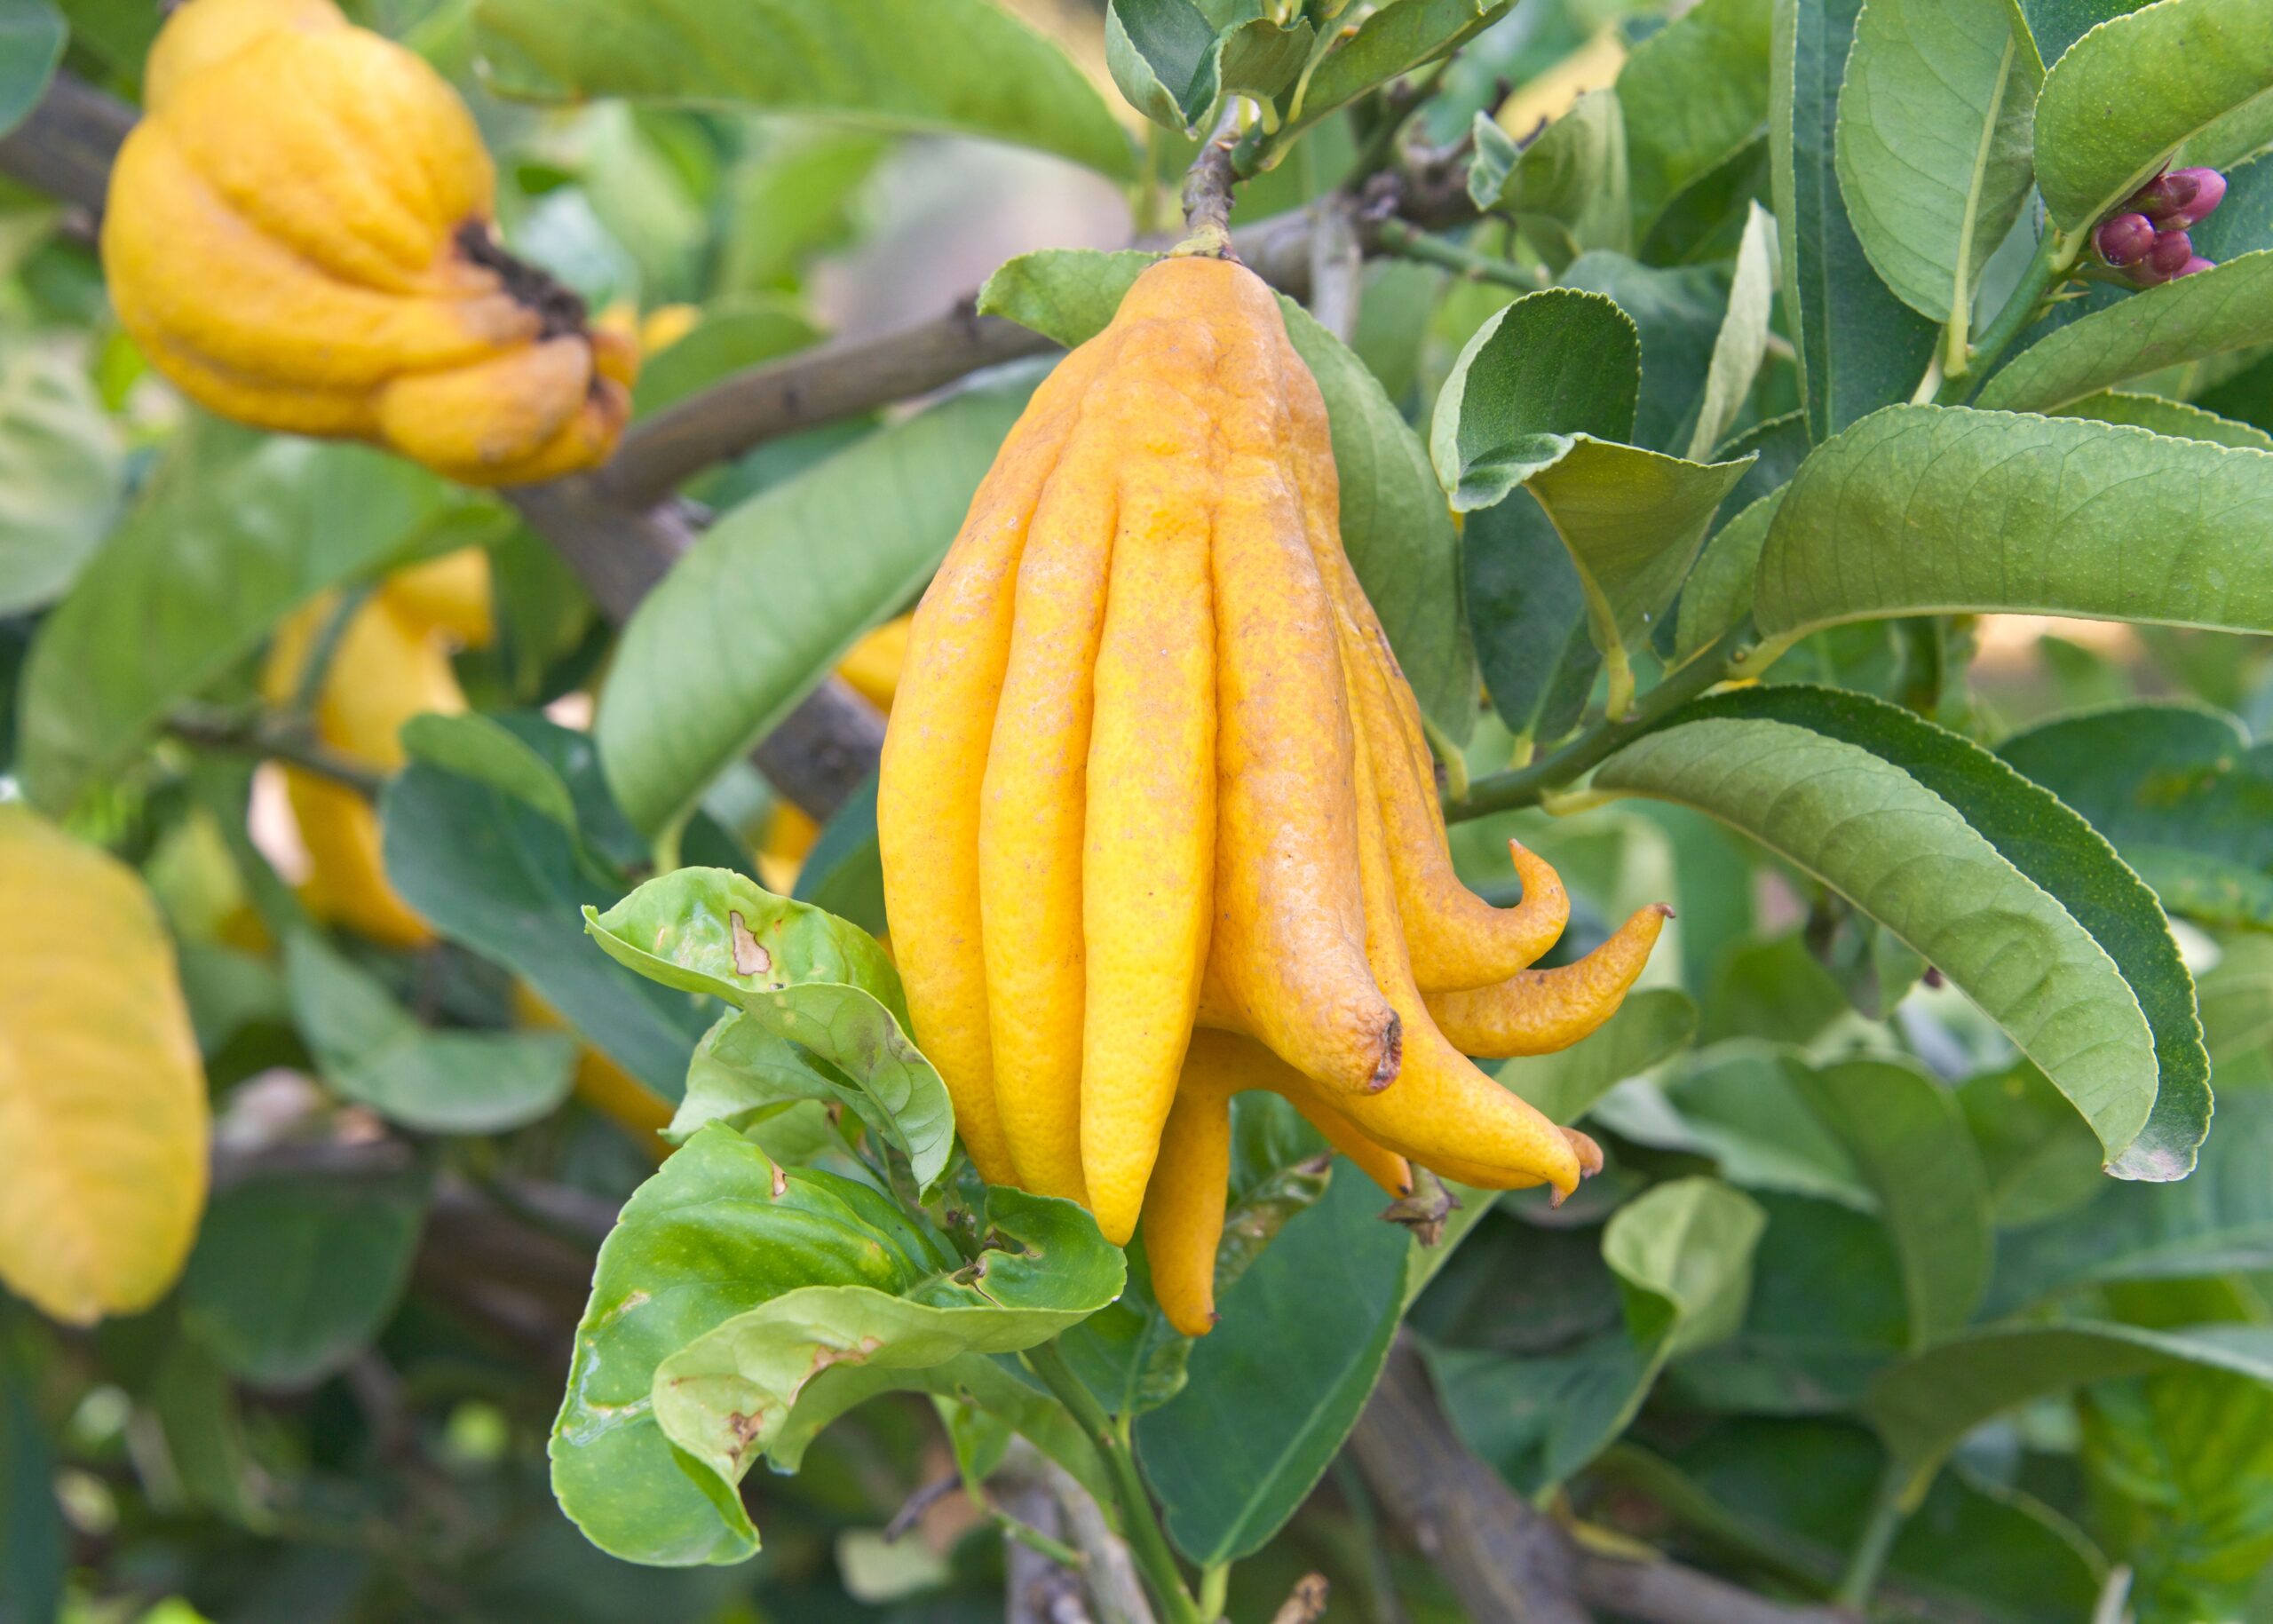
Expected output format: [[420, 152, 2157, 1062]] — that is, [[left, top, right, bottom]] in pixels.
[[1350, 1335, 1857, 1624]]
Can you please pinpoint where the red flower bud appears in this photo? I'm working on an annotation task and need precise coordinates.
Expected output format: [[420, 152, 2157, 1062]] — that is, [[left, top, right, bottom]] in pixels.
[[2144, 228, 2195, 277], [2095, 212, 2157, 265], [2166, 167, 2226, 227], [2177, 255, 2215, 278], [2127, 170, 2202, 222]]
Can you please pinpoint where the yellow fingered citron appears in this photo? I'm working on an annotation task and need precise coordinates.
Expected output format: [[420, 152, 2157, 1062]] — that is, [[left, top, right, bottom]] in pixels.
[[104, 0, 635, 485], [877, 255, 1670, 1312]]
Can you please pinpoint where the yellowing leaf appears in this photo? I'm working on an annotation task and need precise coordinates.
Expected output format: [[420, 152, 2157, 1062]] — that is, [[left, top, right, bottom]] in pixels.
[[0, 806, 209, 1324]]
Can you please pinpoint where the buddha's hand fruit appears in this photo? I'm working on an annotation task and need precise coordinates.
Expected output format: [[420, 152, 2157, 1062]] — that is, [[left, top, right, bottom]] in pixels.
[[877, 254, 1669, 1319], [102, 0, 635, 486]]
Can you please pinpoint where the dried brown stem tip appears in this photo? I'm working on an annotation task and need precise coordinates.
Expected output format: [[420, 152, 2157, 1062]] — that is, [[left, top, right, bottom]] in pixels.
[[1177, 109, 1244, 259]]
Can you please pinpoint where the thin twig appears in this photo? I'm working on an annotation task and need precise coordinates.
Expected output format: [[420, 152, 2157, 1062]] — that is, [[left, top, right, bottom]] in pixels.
[[164, 707, 386, 798], [1307, 194, 1363, 343], [1178, 105, 1246, 255], [1374, 218, 1541, 290]]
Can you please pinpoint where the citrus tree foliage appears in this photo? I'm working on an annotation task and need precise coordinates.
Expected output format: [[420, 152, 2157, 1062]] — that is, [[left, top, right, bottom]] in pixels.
[[4, 0, 2273, 1620]]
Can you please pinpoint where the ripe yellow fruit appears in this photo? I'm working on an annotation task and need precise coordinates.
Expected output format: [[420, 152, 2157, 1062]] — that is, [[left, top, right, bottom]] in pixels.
[[259, 549, 491, 947], [103, 0, 635, 486], [878, 254, 1668, 1310]]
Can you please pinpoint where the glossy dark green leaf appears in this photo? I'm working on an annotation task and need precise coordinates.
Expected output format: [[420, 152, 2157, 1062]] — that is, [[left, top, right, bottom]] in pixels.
[[1677, 684, 2210, 1180], [1755, 406, 2273, 643], [1867, 1320, 2273, 1491], [382, 735, 713, 1106], [1105, 0, 1311, 133], [1469, 91, 1632, 262], [2052, 389, 2273, 450], [1464, 493, 1600, 752], [550, 1127, 959, 1565], [1440, 1176, 1765, 1492], [1429, 288, 1639, 510], [0, 340, 120, 616], [181, 1168, 427, 1388], [1136, 1165, 1411, 1565], [1616, 0, 1773, 239], [19, 417, 485, 814], [0, 0, 64, 139], [0, 1320, 63, 1624], [596, 367, 1038, 837], [284, 931, 576, 1136], [2009, 0, 2150, 75], [399, 711, 581, 838], [1996, 701, 2273, 933], [1283, 0, 1513, 140], [652, 1184, 1120, 1554], [791, 773, 884, 939], [472, 0, 1136, 178], [1833, 0, 2035, 326], [2191, 149, 2273, 263], [1595, 716, 2162, 1168], [1674, 487, 1784, 661], [1979, 251, 2273, 414], [586, 866, 954, 1192], [2031, 0, 2273, 232], [1769, 0, 1939, 440]]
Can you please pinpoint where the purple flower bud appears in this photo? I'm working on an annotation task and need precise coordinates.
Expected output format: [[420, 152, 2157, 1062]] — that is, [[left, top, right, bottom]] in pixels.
[[2167, 167, 2226, 226], [2126, 170, 2202, 221], [2095, 212, 2157, 265], [2144, 228, 2195, 278], [2177, 255, 2215, 278]]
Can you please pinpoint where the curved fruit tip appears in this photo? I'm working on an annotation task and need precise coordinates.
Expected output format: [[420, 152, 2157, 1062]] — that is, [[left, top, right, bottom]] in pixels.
[[1562, 1126, 1604, 1178]]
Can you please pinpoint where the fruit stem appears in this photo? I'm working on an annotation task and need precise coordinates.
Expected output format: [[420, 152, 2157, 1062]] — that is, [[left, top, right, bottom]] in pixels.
[[1447, 618, 1762, 821], [1023, 1338, 1206, 1624], [1836, 1459, 1910, 1607]]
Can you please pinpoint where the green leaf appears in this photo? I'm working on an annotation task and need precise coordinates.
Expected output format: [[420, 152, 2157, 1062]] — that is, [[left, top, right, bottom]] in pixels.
[[2199, 937, 2273, 1063], [1617, 0, 1774, 239], [1136, 1165, 1412, 1565], [1659, 1047, 1877, 1208], [596, 367, 1037, 837], [1987, 1076, 2273, 1315], [1559, 252, 1734, 456], [1441, 1176, 1765, 1493], [2191, 148, 2273, 263], [651, 1185, 1121, 1547], [1680, 684, 2210, 1180], [1675, 487, 1785, 661], [1866, 1320, 2273, 1489], [1468, 91, 1633, 261], [974, 248, 1477, 737], [1960, 1058, 2111, 1226], [2009, 0, 2152, 75], [1770, 0, 1940, 440], [18, 418, 484, 815], [0, 339, 121, 615], [1593, 717, 2162, 1166], [1833, 0, 2035, 326], [1463, 495, 1600, 752], [2031, 0, 2273, 233], [1755, 406, 2273, 641], [631, 299, 821, 417], [1514, 436, 1754, 716], [1977, 251, 2273, 414], [2052, 389, 2273, 450], [1105, 0, 1312, 133], [550, 1127, 961, 1565], [1799, 1058, 1992, 1344], [1503, 986, 1699, 1126], [716, 128, 892, 297], [0, 0, 63, 139], [1283, 0, 1513, 140], [1689, 203, 1780, 462], [383, 734, 713, 1105], [400, 711, 581, 837], [283, 932, 576, 1136], [1428, 288, 1640, 509], [585, 867, 954, 1192], [0, 1323, 64, 1624], [181, 1168, 427, 1388], [1996, 701, 2273, 933], [471, 0, 1136, 179]]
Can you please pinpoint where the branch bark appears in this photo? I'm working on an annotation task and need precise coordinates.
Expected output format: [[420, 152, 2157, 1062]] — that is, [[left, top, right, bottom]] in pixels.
[[1350, 1335, 1857, 1624]]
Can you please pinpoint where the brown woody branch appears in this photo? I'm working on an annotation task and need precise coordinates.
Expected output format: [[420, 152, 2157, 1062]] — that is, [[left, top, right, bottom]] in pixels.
[[1350, 1335, 1858, 1624]]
